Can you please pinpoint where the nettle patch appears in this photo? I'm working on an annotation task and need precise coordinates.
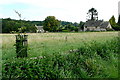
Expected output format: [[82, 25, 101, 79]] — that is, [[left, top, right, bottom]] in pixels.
[[2, 37, 119, 79]]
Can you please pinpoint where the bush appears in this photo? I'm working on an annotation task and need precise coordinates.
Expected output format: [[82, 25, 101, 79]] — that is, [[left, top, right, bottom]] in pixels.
[[2, 37, 119, 79]]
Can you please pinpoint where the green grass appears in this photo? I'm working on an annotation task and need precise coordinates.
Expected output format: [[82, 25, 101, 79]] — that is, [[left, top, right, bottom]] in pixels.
[[1, 32, 119, 79]]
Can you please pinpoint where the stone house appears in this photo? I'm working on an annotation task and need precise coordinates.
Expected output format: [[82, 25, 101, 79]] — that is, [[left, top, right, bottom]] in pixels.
[[84, 20, 112, 31], [35, 25, 44, 33]]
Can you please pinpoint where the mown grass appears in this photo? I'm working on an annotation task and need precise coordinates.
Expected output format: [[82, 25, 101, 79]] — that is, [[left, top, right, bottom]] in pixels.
[[1, 32, 119, 79]]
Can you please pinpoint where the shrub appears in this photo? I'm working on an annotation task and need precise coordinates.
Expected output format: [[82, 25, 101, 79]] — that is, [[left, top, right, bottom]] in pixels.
[[2, 37, 119, 79]]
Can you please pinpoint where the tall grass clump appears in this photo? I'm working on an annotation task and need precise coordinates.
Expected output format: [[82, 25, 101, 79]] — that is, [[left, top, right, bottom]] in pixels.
[[2, 36, 119, 79]]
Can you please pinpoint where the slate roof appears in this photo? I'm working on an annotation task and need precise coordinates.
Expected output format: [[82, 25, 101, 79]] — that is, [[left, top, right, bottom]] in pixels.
[[99, 22, 109, 28], [84, 20, 110, 28], [84, 20, 103, 27], [36, 26, 43, 30]]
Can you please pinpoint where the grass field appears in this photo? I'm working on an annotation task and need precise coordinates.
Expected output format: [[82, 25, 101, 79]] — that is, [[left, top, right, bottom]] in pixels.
[[1, 32, 119, 79]]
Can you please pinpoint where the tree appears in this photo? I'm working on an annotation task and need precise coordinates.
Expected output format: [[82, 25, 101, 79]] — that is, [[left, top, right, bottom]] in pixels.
[[109, 15, 116, 29], [2, 18, 37, 33], [2, 19, 20, 33], [87, 8, 98, 21], [79, 21, 85, 30], [73, 22, 79, 27], [109, 15, 120, 31], [43, 16, 60, 32], [109, 15, 116, 26]]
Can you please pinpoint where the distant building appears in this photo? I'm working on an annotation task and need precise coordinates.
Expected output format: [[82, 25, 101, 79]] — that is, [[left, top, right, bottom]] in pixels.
[[84, 8, 113, 31], [35, 25, 44, 33], [84, 20, 112, 31]]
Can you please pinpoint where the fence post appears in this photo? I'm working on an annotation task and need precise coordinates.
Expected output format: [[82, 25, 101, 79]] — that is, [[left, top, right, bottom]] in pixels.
[[16, 34, 28, 58]]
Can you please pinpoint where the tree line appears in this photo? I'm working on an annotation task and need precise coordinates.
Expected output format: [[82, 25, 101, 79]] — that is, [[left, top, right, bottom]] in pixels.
[[2, 17, 84, 33], [2, 18, 37, 33], [1, 14, 120, 33], [42, 15, 120, 32], [43, 16, 82, 32]]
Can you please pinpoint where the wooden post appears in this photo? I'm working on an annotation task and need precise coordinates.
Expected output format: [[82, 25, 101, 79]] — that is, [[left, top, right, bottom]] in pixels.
[[16, 34, 28, 58]]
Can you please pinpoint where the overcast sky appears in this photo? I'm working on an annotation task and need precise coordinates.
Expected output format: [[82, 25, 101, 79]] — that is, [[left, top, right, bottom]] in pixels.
[[0, 0, 120, 23]]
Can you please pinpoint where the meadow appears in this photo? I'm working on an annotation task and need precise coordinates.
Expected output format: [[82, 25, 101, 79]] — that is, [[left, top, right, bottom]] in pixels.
[[1, 32, 119, 79]]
